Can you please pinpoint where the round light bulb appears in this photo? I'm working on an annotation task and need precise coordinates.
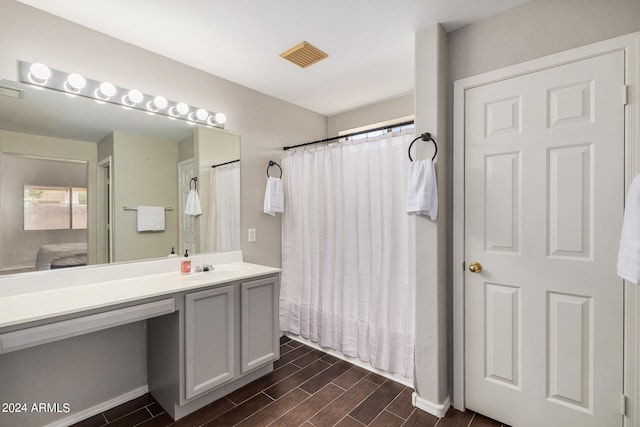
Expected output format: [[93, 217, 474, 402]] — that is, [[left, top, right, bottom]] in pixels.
[[122, 89, 143, 106], [65, 73, 86, 92], [176, 102, 189, 115], [29, 63, 51, 84], [196, 108, 208, 121], [129, 89, 143, 104], [153, 96, 168, 110], [214, 112, 226, 124], [96, 82, 116, 99]]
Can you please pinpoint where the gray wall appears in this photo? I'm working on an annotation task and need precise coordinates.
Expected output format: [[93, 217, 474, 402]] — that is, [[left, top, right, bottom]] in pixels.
[[327, 93, 414, 135], [0, 323, 146, 427], [109, 132, 179, 262], [0, 153, 87, 271], [448, 0, 640, 82]]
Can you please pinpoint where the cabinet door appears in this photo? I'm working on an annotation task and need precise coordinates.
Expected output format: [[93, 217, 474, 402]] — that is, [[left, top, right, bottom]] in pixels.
[[241, 277, 279, 373], [184, 285, 235, 400]]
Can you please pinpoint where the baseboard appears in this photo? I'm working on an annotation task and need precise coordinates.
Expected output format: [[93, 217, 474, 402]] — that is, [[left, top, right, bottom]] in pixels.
[[412, 392, 450, 418], [44, 385, 149, 427], [284, 332, 413, 388]]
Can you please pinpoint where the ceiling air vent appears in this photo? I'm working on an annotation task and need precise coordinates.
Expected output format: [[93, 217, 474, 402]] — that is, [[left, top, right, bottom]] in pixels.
[[280, 41, 328, 68]]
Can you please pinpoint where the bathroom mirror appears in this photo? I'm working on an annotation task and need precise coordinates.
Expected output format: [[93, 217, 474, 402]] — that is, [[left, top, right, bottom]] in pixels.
[[0, 78, 240, 275]]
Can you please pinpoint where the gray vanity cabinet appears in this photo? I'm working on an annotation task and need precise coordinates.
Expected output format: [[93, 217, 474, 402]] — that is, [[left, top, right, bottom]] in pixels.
[[148, 274, 280, 421], [184, 284, 235, 400]]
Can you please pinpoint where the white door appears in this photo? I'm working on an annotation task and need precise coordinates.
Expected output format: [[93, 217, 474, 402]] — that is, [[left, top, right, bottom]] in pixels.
[[464, 51, 625, 427], [178, 159, 197, 255]]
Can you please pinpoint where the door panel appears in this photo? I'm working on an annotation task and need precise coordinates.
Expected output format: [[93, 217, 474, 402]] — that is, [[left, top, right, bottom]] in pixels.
[[465, 51, 624, 427], [178, 160, 197, 255]]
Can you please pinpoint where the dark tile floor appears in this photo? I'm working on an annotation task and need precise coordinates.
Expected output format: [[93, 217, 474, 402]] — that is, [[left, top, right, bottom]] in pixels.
[[72, 336, 508, 427]]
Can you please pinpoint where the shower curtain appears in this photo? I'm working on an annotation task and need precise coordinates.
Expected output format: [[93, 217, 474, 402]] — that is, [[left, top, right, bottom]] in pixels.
[[280, 129, 416, 379], [205, 162, 241, 252]]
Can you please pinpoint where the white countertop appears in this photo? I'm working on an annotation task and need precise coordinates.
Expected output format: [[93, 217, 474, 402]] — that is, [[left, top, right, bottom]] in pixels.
[[0, 261, 280, 330]]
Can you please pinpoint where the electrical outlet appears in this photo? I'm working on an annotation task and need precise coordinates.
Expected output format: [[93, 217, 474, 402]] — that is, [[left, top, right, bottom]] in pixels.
[[9, 251, 16, 258], [248, 228, 256, 242]]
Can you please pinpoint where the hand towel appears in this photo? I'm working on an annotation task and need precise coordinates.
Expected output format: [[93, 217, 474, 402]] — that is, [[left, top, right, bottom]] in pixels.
[[264, 176, 284, 216], [618, 175, 640, 284], [406, 158, 438, 220], [137, 206, 165, 232], [185, 189, 202, 216]]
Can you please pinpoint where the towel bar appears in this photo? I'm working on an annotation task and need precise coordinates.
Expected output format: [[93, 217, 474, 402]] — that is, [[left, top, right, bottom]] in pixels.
[[123, 206, 173, 211]]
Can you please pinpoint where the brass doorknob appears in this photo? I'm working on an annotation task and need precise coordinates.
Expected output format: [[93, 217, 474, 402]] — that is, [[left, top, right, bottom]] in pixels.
[[468, 262, 482, 273]]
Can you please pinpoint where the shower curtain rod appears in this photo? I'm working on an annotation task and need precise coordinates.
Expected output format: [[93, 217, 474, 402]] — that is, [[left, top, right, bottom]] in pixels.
[[211, 159, 240, 168], [283, 120, 415, 151]]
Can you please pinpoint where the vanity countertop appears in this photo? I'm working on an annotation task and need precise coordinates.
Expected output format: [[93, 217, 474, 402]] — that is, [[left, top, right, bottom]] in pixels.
[[0, 262, 280, 330]]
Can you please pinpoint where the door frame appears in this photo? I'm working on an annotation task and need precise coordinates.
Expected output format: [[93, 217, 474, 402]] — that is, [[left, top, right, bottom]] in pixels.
[[97, 156, 113, 264], [452, 32, 640, 420]]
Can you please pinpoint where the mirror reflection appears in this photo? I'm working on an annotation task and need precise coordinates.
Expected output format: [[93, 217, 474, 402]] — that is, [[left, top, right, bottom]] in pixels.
[[0, 79, 240, 276]]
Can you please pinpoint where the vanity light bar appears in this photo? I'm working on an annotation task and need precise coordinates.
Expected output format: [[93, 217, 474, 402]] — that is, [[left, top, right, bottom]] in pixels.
[[18, 62, 226, 128]]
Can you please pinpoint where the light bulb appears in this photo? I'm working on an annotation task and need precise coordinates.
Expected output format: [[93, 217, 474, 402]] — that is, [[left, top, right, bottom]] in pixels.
[[207, 112, 226, 126], [29, 63, 51, 85], [176, 102, 189, 115], [122, 89, 143, 106], [95, 82, 116, 100], [169, 102, 189, 117], [196, 108, 208, 121], [64, 73, 86, 93], [153, 96, 168, 110], [214, 112, 226, 124], [147, 95, 168, 112]]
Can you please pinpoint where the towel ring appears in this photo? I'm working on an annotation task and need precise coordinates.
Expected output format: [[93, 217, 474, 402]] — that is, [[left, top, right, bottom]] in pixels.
[[267, 160, 282, 178], [408, 132, 437, 162], [189, 177, 198, 190]]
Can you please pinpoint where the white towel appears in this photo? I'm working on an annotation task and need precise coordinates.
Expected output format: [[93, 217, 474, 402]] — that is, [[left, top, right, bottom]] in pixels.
[[264, 177, 284, 216], [137, 206, 165, 232], [618, 175, 640, 284], [406, 159, 438, 220], [185, 189, 202, 216]]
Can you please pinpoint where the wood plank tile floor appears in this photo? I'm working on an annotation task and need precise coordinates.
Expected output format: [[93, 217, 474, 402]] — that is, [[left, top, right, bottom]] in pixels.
[[72, 336, 509, 427]]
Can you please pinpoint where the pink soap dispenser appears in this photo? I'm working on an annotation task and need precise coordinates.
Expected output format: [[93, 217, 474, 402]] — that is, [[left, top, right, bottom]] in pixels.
[[181, 249, 191, 274]]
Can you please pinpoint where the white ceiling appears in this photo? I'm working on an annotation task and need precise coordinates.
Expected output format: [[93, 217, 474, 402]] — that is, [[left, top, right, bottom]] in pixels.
[[17, 0, 530, 116]]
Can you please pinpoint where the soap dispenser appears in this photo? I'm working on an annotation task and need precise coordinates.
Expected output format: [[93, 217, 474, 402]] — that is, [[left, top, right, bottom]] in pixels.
[[181, 249, 191, 274], [168, 247, 177, 258]]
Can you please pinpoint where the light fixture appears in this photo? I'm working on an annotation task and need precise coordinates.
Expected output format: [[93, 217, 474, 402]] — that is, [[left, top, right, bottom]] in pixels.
[[64, 73, 86, 93], [122, 89, 143, 106], [28, 63, 51, 85], [18, 61, 226, 128]]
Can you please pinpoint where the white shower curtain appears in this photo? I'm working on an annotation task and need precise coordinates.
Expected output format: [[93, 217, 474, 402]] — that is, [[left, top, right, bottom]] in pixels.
[[205, 162, 241, 252], [280, 129, 416, 379]]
